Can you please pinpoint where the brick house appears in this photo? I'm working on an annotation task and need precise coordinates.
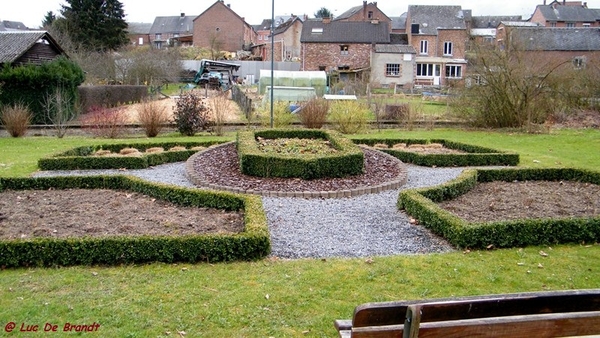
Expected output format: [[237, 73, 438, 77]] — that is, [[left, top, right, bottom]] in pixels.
[[193, 0, 256, 53], [148, 14, 195, 49], [406, 5, 469, 86], [300, 19, 389, 83], [334, 1, 393, 31], [0, 31, 66, 67], [530, 1, 600, 27]]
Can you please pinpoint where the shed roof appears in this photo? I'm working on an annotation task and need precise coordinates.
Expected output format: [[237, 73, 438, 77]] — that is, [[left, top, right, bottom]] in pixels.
[[0, 31, 64, 64]]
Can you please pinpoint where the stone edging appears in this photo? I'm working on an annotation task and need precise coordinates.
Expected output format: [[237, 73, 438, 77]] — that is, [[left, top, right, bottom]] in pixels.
[[185, 141, 408, 199]]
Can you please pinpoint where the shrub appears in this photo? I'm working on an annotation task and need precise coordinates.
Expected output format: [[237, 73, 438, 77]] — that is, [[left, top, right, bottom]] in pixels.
[[328, 100, 370, 134], [137, 99, 170, 137], [1, 103, 32, 137], [43, 86, 78, 138], [173, 93, 211, 136], [384, 103, 410, 120], [298, 98, 329, 129], [80, 106, 129, 138], [259, 101, 296, 128], [0, 57, 85, 124]]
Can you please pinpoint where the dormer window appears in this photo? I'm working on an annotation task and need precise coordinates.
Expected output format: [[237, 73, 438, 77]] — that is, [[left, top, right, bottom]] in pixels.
[[368, 11, 374, 19], [311, 28, 323, 34]]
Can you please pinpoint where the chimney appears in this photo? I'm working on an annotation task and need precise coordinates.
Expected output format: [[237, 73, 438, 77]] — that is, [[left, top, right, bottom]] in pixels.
[[543, 0, 546, 4], [363, 1, 367, 21], [374, 2, 377, 7], [227, 3, 230, 7], [180, 13, 185, 18], [584, 2, 588, 7], [322, 17, 331, 24]]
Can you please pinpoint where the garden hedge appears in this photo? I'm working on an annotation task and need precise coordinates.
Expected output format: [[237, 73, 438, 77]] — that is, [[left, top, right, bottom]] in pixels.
[[38, 141, 226, 170], [237, 129, 364, 179], [0, 175, 270, 268], [351, 138, 519, 167], [398, 168, 600, 249]]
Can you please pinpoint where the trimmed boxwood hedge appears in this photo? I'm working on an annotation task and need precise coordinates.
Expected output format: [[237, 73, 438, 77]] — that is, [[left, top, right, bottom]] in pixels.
[[38, 141, 226, 170], [351, 138, 519, 167], [237, 129, 364, 179], [0, 175, 270, 268], [398, 168, 600, 249]]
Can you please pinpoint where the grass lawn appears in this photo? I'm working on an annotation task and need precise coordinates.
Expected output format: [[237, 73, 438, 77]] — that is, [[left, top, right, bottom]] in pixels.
[[0, 127, 599, 337]]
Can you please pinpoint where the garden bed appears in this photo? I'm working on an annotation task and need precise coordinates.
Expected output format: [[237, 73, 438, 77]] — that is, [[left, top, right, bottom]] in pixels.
[[352, 138, 519, 167], [38, 141, 226, 170], [0, 175, 270, 267], [398, 168, 600, 249]]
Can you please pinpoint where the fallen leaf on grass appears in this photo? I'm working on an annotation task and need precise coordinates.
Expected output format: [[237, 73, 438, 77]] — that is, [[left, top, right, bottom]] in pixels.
[[539, 251, 549, 257]]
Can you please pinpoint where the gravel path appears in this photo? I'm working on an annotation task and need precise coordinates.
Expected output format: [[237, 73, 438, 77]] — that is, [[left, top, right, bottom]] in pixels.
[[33, 163, 464, 259]]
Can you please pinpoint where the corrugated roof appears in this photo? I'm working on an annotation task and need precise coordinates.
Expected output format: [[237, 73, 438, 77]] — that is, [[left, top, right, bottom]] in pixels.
[[301, 19, 390, 43], [536, 4, 599, 22], [0, 31, 62, 64], [149, 15, 195, 34], [374, 44, 416, 54], [511, 27, 600, 51], [408, 5, 466, 35]]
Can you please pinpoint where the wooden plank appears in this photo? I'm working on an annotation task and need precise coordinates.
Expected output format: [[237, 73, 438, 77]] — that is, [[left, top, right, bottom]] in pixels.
[[351, 324, 404, 338], [352, 301, 415, 328], [411, 290, 600, 323], [415, 311, 600, 338]]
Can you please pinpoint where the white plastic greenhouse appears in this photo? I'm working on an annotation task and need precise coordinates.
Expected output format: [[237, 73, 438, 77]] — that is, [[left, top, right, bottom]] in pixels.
[[258, 70, 327, 97]]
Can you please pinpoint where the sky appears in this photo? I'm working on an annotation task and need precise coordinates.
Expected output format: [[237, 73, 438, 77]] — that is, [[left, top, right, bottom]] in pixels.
[[3, 0, 600, 29]]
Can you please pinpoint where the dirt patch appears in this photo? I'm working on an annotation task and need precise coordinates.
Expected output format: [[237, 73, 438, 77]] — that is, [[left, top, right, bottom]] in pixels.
[[102, 89, 243, 124], [0, 189, 244, 240], [438, 181, 600, 223], [386, 143, 467, 155]]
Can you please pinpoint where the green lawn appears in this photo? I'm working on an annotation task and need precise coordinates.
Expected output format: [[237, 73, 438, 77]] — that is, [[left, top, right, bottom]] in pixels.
[[0, 128, 599, 337]]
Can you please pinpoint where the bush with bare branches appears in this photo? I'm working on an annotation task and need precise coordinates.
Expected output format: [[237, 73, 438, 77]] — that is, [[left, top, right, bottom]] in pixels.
[[80, 106, 128, 138]]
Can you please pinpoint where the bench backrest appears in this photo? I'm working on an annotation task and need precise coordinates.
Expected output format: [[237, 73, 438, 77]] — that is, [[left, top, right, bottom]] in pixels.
[[349, 289, 600, 338]]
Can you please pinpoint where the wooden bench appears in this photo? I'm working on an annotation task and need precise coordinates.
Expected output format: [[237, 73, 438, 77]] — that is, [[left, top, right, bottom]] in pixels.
[[334, 289, 600, 338]]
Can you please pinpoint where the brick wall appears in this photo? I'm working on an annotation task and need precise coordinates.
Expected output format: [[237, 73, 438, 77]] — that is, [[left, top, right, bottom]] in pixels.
[[302, 43, 372, 71], [193, 3, 254, 52]]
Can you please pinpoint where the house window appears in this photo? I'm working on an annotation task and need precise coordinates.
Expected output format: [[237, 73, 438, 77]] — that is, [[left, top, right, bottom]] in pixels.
[[138, 37, 144, 45], [368, 11, 374, 19], [583, 23, 591, 27], [416, 63, 436, 77], [340, 45, 349, 55], [155, 33, 162, 40], [386, 64, 401, 76], [446, 65, 462, 78], [550, 22, 557, 27], [420, 40, 428, 54], [483, 37, 494, 44], [566, 22, 575, 28], [443, 42, 453, 56], [258, 35, 262, 40], [573, 56, 586, 69]]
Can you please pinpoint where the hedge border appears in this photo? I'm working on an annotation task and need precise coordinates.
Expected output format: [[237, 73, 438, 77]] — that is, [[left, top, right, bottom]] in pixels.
[[0, 175, 270, 268], [351, 138, 519, 167], [38, 141, 227, 171], [237, 129, 364, 179], [398, 168, 600, 249]]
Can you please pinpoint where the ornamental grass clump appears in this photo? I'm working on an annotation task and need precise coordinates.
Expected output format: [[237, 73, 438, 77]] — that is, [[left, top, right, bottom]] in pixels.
[[298, 98, 329, 129], [1, 103, 32, 137], [173, 93, 212, 136], [137, 99, 170, 137]]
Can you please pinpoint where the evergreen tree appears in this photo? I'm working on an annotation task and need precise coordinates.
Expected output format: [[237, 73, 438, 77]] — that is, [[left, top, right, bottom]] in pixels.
[[42, 11, 56, 28], [59, 0, 129, 51], [314, 7, 332, 19]]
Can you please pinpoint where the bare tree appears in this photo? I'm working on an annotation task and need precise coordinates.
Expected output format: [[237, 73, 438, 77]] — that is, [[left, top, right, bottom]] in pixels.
[[44, 86, 78, 138]]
